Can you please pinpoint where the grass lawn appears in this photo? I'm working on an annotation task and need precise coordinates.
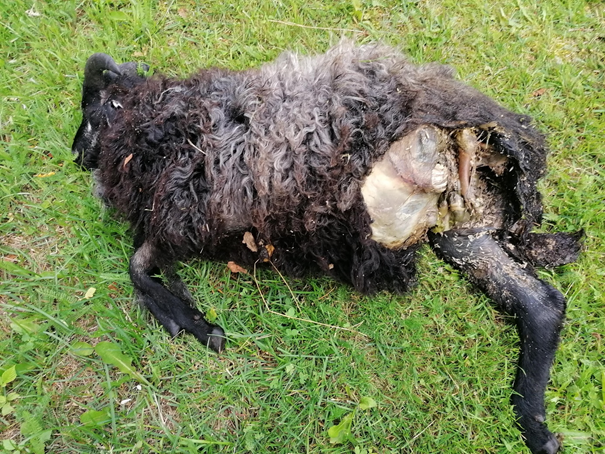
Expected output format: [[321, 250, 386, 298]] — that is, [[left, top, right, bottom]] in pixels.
[[1, 0, 603, 452]]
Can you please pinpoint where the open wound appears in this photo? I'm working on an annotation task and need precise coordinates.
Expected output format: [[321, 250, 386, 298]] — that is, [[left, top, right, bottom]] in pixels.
[[361, 125, 509, 248]]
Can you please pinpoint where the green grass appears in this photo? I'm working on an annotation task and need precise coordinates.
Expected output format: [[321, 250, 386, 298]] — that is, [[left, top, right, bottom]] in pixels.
[[1, 0, 603, 452]]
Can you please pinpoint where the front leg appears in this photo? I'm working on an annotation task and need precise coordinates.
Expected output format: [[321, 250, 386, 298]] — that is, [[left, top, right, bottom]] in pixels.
[[430, 228, 564, 454], [130, 241, 226, 352]]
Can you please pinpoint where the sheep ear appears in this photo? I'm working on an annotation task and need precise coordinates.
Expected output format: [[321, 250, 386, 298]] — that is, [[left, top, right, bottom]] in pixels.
[[83, 53, 121, 91]]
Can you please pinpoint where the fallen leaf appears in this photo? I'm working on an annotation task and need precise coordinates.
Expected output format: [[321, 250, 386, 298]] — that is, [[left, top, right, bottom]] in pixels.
[[227, 261, 248, 274], [84, 287, 96, 299], [262, 244, 275, 262], [123, 153, 133, 169], [34, 172, 55, 178], [178, 8, 188, 18], [265, 244, 275, 257], [531, 88, 547, 98], [242, 231, 258, 252]]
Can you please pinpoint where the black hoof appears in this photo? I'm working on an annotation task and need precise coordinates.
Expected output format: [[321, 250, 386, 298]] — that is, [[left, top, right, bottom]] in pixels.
[[206, 325, 226, 353], [535, 435, 560, 454], [526, 431, 561, 454]]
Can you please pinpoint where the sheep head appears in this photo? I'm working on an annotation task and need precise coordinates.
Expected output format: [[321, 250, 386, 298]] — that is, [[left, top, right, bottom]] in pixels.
[[72, 53, 149, 169]]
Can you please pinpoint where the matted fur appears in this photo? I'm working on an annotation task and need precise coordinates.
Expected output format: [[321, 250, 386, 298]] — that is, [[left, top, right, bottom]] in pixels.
[[93, 42, 545, 292]]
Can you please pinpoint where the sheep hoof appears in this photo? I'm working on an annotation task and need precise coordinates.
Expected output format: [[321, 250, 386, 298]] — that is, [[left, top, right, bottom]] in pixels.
[[206, 325, 226, 353], [532, 434, 560, 454], [188, 317, 226, 353]]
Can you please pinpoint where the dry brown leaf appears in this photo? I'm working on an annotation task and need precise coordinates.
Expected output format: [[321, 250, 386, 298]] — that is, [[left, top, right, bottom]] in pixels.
[[123, 153, 133, 169], [242, 231, 258, 252], [531, 88, 547, 98], [265, 244, 275, 257], [227, 261, 248, 274], [262, 244, 275, 262]]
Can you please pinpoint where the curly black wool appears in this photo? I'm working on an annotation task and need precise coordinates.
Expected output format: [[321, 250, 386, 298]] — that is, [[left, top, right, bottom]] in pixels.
[[87, 43, 546, 292]]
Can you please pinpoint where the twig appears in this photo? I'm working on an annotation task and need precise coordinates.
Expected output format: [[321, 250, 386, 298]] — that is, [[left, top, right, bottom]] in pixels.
[[267, 19, 363, 34], [268, 260, 302, 312], [252, 261, 368, 337], [153, 393, 166, 426], [406, 420, 436, 448], [187, 138, 206, 155]]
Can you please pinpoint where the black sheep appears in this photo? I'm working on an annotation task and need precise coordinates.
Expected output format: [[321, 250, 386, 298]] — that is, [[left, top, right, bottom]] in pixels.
[[72, 42, 581, 454]]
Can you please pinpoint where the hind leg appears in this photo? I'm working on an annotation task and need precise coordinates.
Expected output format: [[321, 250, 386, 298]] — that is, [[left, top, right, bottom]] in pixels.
[[430, 228, 564, 454], [133, 232, 196, 306], [130, 241, 226, 352], [162, 265, 196, 306]]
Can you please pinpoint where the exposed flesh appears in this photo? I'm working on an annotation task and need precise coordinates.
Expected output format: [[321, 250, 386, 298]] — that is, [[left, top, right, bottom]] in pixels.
[[361, 125, 509, 249]]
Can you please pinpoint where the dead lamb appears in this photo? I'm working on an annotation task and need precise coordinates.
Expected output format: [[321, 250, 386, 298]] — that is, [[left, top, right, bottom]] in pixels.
[[71, 42, 581, 454]]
